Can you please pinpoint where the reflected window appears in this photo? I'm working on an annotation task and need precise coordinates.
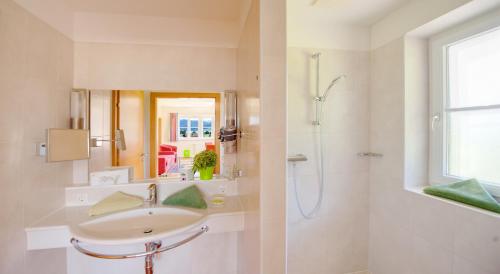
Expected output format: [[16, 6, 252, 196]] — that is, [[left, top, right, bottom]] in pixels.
[[203, 118, 213, 137], [179, 117, 188, 138], [177, 116, 213, 140], [190, 119, 199, 137]]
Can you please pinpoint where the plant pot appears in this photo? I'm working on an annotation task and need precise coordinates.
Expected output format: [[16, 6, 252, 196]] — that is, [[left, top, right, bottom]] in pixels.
[[199, 166, 215, 180]]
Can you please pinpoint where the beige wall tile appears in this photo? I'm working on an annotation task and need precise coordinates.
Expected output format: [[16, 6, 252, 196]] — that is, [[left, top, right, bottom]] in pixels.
[[236, 0, 261, 273], [260, 0, 287, 273], [287, 47, 370, 274], [453, 254, 496, 274], [453, 207, 500, 273], [190, 233, 238, 274], [369, 35, 500, 274], [410, 235, 453, 274], [74, 42, 237, 91], [409, 192, 455, 250], [0, 0, 72, 273]]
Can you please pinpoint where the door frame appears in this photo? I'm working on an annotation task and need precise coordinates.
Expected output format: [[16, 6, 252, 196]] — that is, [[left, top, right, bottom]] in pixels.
[[149, 92, 221, 177], [111, 90, 145, 178], [111, 90, 120, 165]]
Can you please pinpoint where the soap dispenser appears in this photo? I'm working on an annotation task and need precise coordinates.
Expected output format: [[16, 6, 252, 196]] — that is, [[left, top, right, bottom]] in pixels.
[[210, 185, 226, 207]]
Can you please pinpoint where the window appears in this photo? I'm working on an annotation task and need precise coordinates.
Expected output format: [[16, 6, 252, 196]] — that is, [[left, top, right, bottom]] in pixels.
[[430, 17, 500, 197], [203, 118, 213, 137], [179, 117, 188, 138], [177, 116, 213, 140], [190, 118, 199, 137]]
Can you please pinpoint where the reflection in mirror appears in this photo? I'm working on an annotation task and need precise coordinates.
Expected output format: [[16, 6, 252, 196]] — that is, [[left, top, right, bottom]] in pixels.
[[150, 93, 221, 178], [155, 97, 216, 177], [89, 90, 113, 175], [88, 90, 225, 181], [90, 129, 126, 150], [112, 90, 145, 179]]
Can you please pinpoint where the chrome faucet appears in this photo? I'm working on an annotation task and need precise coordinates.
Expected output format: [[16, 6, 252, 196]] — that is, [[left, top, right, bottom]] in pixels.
[[147, 183, 158, 206]]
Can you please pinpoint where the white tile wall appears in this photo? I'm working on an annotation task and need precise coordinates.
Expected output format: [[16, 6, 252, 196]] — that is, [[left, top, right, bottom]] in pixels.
[[67, 232, 238, 274], [260, 1, 288, 274], [73, 42, 236, 91], [0, 0, 73, 273], [235, 0, 261, 273], [287, 47, 370, 274], [368, 37, 500, 274]]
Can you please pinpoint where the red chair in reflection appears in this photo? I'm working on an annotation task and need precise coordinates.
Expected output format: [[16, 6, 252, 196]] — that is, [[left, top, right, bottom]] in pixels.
[[158, 145, 177, 175], [159, 144, 177, 153]]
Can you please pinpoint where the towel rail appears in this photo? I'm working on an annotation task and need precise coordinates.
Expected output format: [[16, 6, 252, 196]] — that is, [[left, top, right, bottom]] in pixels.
[[357, 152, 383, 158], [70, 226, 209, 260], [288, 154, 308, 162]]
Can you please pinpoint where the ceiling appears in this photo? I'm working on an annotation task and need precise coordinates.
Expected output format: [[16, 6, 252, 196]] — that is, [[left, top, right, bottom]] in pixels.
[[14, 0, 412, 48], [66, 0, 412, 27], [287, 0, 413, 49], [290, 0, 412, 26], [13, 0, 249, 47], [68, 0, 243, 21]]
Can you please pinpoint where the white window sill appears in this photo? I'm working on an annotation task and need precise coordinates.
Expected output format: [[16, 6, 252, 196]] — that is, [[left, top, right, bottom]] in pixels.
[[405, 186, 500, 219]]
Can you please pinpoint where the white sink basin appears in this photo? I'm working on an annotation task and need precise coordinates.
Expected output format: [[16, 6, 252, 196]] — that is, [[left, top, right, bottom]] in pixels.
[[70, 207, 205, 245]]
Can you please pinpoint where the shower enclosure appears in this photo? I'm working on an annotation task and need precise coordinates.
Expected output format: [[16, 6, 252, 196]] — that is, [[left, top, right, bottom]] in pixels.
[[289, 52, 346, 219], [287, 48, 370, 274]]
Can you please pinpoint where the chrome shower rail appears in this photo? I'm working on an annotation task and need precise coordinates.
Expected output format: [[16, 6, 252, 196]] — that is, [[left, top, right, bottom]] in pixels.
[[287, 154, 308, 162], [70, 226, 209, 260]]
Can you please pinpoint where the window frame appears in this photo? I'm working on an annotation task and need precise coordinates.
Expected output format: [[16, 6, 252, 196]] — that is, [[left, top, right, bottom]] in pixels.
[[177, 115, 214, 141], [178, 116, 189, 138], [429, 14, 500, 198], [189, 118, 200, 138], [202, 118, 213, 138]]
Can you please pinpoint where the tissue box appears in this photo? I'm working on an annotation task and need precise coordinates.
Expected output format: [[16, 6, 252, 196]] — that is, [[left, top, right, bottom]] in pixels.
[[90, 166, 133, 186]]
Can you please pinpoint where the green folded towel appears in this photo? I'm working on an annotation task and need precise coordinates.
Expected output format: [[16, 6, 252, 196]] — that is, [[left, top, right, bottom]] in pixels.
[[424, 179, 500, 213], [89, 191, 144, 216], [162, 185, 207, 209]]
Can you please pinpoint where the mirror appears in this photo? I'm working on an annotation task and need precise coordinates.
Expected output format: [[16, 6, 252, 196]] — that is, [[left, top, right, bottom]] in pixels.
[[88, 90, 226, 180], [90, 129, 126, 150]]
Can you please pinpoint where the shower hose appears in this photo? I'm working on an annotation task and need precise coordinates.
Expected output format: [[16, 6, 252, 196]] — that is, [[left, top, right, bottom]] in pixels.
[[292, 120, 325, 219]]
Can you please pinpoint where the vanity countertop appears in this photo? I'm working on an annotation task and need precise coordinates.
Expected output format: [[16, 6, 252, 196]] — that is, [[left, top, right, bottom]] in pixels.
[[26, 179, 244, 250], [66, 177, 238, 206]]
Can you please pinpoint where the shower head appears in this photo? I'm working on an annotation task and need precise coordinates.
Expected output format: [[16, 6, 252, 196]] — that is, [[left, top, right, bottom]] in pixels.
[[318, 75, 346, 101]]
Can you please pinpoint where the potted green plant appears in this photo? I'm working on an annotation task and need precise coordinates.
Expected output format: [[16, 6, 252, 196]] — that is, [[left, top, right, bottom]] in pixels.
[[192, 150, 217, 180]]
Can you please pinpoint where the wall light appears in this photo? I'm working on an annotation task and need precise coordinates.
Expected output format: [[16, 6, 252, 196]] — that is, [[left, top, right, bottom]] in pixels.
[[70, 89, 89, 129]]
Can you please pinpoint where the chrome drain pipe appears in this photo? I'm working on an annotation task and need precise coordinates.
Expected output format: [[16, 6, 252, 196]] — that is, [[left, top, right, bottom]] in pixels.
[[145, 242, 161, 274]]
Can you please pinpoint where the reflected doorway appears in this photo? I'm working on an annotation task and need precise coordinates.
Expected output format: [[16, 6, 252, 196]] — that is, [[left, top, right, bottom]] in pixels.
[[150, 93, 221, 177], [111, 90, 145, 179]]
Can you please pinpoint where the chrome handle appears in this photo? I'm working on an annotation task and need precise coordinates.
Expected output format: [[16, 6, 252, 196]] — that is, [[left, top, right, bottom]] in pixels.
[[357, 152, 383, 158], [287, 154, 308, 162], [431, 113, 441, 131], [70, 226, 209, 260]]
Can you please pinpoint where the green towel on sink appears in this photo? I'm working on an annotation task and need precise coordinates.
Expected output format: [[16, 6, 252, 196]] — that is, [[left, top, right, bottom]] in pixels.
[[162, 185, 207, 209], [424, 179, 500, 213]]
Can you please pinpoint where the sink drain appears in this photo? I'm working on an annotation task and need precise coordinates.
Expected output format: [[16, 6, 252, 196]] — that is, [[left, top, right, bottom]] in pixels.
[[143, 228, 153, 234]]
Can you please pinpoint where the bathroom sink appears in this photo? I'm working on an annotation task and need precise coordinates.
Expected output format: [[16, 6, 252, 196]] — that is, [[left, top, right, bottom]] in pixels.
[[70, 207, 205, 245]]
